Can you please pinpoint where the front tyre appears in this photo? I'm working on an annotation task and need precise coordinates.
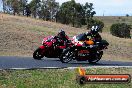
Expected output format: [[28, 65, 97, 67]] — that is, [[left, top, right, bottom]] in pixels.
[[60, 49, 73, 63], [33, 48, 44, 60], [88, 51, 103, 64]]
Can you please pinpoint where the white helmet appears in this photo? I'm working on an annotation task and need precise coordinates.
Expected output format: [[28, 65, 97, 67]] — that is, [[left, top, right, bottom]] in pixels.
[[91, 26, 99, 34]]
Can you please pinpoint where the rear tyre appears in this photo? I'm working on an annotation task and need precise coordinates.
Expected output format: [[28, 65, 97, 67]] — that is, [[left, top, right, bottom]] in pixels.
[[88, 51, 103, 64], [60, 49, 73, 63], [33, 48, 44, 60]]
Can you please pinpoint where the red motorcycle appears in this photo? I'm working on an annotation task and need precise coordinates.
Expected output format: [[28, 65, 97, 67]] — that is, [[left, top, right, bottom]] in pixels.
[[59, 33, 109, 63], [33, 35, 70, 60]]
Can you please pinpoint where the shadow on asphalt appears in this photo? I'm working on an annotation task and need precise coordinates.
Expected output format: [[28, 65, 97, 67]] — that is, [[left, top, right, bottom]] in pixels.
[[33, 58, 132, 66], [41, 59, 119, 66], [68, 62, 118, 66]]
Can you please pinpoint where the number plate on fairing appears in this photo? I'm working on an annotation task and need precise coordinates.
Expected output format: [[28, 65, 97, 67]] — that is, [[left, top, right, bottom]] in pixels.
[[78, 50, 89, 56]]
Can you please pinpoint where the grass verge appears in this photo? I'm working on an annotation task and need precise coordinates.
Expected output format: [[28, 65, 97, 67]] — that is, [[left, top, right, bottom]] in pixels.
[[0, 68, 132, 88]]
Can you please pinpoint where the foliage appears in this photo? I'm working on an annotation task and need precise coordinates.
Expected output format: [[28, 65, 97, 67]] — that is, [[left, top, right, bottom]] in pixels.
[[84, 2, 96, 29], [56, 0, 95, 28], [57, 0, 79, 25], [40, 0, 59, 21], [2, 0, 97, 28], [110, 23, 131, 38], [2, 0, 27, 15], [126, 14, 129, 17], [19, 0, 28, 15], [28, 0, 41, 18], [6, 0, 21, 15]]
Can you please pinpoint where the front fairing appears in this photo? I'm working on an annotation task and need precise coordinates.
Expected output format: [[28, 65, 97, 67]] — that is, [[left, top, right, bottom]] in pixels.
[[42, 36, 54, 44], [42, 36, 56, 47], [72, 34, 86, 47]]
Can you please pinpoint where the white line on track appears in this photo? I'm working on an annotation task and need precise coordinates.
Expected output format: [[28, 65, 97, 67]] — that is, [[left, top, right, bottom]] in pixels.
[[0, 66, 132, 70]]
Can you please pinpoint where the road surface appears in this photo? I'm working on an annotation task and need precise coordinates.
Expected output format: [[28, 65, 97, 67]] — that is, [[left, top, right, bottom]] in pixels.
[[0, 56, 132, 69]]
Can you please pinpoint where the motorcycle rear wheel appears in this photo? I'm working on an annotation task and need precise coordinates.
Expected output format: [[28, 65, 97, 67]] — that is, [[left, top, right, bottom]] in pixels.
[[33, 48, 44, 60], [60, 49, 73, 63]]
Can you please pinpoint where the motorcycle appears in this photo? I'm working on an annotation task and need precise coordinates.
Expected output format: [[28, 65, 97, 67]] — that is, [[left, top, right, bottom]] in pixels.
[[59, 33, 109, 63], [33, 36, 69, 60]]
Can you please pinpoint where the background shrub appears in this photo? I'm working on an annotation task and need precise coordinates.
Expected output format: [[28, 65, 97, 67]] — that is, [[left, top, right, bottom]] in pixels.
[[110, 23, 131, 38]]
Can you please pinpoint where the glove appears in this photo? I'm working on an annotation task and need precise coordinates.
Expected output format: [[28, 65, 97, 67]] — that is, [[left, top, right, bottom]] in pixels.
[[90, 45, 93, 48]]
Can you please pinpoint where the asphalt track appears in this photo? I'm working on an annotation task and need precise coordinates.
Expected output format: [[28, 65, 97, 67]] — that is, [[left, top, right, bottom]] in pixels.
[[0, 56, 132, 69]]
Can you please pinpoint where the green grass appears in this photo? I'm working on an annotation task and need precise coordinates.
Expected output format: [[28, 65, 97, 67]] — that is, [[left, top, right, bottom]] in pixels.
[[0, 68, 131, 88]]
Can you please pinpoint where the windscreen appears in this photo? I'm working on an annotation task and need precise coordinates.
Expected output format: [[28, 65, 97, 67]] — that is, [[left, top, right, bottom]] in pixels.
[[76, 33, 87, 41], [47, 37, 54, 42]]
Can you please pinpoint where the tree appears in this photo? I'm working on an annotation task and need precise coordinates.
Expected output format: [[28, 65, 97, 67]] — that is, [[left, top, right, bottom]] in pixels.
[[126, 14, 129, 17], [25, 5, 31, 17], [56, 1, 71, 24], [57, 0, 84, 27], [20, 0, 28, 15], [57, 0, 96, 28], [2, 0, 13, 14], [28, 0, 41, 18], [2, 0, 97, 29], [2, 0, 28, 15], [74, 3, 85, 27], [40, 0, 59, 21], [5, 0, 21, 15], [2, 0, 5, 13], [84, 2, 96, 29]]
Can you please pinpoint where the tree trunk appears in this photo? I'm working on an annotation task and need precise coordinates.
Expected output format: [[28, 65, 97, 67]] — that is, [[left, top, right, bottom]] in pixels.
[[23, 7, 25, 15], [2, 0, 5, 13]]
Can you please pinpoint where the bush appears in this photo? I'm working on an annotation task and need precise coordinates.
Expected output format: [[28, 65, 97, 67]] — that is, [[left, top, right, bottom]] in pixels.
[[87, 19, 95, 29], [110, 23, 131, 38], [126, 14, 129, 17], [75, 21, 82, 28]]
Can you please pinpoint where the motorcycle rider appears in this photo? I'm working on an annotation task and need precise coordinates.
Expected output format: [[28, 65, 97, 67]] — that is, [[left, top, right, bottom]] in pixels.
[[85, 26, 102, 42], [55, 30, 70, 46], [57, 30, 69, 42], [80, 25, 102, 51]]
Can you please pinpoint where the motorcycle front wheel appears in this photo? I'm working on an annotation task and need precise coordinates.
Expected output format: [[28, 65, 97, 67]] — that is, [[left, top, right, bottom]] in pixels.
[[60, 49, 73, 63], [88, 51, 103, 64], [33, 48, 44, 60]]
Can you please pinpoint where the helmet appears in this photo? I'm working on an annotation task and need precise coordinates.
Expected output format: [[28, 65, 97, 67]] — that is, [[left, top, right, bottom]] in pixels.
[[58, 30, 66, 38], [90, 26, 99, 34]]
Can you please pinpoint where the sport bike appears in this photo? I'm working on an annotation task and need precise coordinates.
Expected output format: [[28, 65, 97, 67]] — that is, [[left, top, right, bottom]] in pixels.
[[33, 36, 69, 60], [59, 33, 109, 63]]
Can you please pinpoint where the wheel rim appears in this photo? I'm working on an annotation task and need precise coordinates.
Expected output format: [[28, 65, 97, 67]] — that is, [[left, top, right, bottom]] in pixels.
[[62, 51, 73, 63], [35, 51, 42, 58]]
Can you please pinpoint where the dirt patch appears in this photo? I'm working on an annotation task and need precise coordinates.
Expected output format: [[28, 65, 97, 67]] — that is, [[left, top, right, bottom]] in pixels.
[[101, 33, 132, 61]]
